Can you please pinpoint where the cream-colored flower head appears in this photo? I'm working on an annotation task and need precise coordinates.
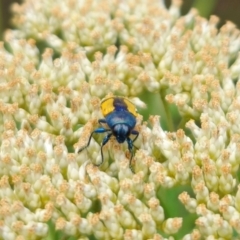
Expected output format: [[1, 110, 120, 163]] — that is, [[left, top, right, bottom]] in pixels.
[[1, 0, 240, 239]]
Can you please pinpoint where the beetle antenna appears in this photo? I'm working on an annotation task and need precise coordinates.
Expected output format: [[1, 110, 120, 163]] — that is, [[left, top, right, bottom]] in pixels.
[[78, 131, 95, 153]]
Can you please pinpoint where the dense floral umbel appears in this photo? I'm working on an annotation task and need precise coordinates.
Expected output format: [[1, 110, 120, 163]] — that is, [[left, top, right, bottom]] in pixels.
[[1, 0, 240, 239]]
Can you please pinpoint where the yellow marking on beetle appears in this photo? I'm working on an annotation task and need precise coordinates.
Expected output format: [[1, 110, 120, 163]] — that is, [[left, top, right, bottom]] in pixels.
[[101, 97, 138, 117], [123, 98, 138, 117], [101, 97, 115, 116]]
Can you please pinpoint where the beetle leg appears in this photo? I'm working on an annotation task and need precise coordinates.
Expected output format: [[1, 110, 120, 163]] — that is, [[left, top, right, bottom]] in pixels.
[[98, 119, 107, 127], [131, 130, 139, 143], [126, 137, 135, 173], [130, 130, 139, 150]]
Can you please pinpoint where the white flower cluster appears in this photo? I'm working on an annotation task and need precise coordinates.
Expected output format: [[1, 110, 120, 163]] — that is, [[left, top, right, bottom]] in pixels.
[[0, 0, 240, 239]]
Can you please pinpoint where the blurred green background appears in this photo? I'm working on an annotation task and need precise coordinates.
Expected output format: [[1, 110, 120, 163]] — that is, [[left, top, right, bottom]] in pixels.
[[1, 0, 240, 40], [1, 0, 240, 239]]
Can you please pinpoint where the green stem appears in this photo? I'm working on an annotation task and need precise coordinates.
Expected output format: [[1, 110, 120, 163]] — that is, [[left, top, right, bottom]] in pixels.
[[178, 117, 186, 130], [193, 0, 218, 18], [0, 0, 3, 40]]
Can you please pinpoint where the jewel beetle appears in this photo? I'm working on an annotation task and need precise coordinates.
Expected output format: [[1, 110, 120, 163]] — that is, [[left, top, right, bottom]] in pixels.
[[78, 96, 139, 172]]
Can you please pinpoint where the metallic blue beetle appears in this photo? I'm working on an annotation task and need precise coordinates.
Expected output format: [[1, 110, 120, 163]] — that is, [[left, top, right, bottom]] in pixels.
[[78, 96, 139, 172]]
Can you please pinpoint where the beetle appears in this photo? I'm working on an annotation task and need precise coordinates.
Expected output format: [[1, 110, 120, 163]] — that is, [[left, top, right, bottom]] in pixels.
[[78, 96, 139, 172]]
